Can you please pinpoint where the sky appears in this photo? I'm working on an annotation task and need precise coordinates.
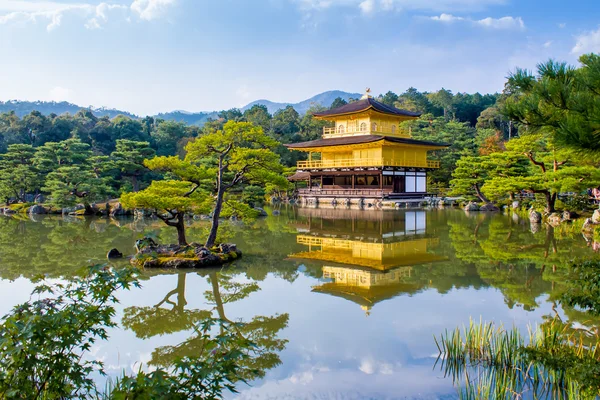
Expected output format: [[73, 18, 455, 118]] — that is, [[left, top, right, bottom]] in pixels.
[[0, 0, 599, 116]]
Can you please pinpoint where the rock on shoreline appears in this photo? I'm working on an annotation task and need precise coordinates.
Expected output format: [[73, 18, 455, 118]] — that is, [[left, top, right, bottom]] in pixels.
[[130, 237, 242, 269]]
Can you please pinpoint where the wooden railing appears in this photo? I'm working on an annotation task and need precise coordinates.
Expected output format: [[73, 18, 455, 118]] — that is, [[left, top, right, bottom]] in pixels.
[[297, 188, 389, 197], [323, 126, 412, 139], [323, 126, 412, 138], [297, 235, 441, 249], [297, 158, 440, 169]]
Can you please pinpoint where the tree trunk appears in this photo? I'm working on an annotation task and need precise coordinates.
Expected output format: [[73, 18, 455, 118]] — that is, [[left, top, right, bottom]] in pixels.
[[84, 203, 95, 215], [175, 273, 187, 313], [206, 188, 224, 248], [544, 192, 557, 213], [175, 212, 188, 247], [473, 183, 491, 203], [132, 175, 140, 192], [206, 160, 226, 249], [209, 272, 228, 322]]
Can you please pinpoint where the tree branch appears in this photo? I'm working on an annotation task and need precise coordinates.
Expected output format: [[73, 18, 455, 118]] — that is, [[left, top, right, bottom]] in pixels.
[[524, 151, 546, 173], [183, 184, 200, 198]]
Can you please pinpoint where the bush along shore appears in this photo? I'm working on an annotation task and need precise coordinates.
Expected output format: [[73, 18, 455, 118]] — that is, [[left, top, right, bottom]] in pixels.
[[0, 199, 130, 217]]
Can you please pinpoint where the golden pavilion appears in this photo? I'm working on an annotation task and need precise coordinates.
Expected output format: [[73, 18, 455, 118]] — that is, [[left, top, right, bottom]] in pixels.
[[286, 89, 448, 206], [288, 208, 446, 314]]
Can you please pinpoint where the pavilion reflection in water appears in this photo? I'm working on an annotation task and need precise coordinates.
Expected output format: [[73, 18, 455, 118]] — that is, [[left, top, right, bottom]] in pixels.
[[289, 208, 446, 314]]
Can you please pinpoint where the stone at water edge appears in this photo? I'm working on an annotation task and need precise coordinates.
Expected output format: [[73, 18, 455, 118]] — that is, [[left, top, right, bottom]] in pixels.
[[592, 209, 600, 224], [547, 212, 562, 227], [464, 202, 480, 212], [62, 204, 84, 215], [582, 218, 595, 232], [561, 210, 578, 221], [107, 248, 124, 259], [135, 237, 158, 252], [110, 202, 126, 217], [530, 222, 542, 234], [28, 205, 47, 215], [529, 210, 542, 224], [254, 207, 268, 217], [512, 201, 520, 209], [480, 203, 500, 212]]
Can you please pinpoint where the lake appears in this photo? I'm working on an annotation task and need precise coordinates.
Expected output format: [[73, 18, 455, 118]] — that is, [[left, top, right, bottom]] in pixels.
[[0, 207, 597, 399]]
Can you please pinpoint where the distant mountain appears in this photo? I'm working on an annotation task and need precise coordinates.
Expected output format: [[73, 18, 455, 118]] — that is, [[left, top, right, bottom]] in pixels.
[[154, 110, 219, 126], [0, 100, 138, 119], [241, 90, 361, 115], [0, 90, 362, 126]]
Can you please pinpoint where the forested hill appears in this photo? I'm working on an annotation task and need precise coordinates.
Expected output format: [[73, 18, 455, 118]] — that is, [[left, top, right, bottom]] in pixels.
[[0, 90, 362, 125], [0, 100, 138, 120], [241, 90, 361, 115], [153, 110, 218, 126]]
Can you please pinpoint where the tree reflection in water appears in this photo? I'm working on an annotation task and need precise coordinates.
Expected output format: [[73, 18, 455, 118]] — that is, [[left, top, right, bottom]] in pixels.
[[122, 270, 289, 383]]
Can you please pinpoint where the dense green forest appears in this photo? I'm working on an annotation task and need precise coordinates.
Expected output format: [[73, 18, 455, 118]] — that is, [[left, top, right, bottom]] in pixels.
[[1, 53, 599, 214], [0, 86, 501, 206]]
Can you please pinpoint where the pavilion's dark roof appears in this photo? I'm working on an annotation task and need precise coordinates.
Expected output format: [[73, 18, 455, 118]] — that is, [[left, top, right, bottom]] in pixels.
[[313, 98, 421, 118], [285, 135, 449, 149], [287, 171, 310, 181]]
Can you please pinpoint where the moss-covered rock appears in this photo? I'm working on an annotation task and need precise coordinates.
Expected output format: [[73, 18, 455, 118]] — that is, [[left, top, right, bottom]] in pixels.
[[130, 237, 242, 269]]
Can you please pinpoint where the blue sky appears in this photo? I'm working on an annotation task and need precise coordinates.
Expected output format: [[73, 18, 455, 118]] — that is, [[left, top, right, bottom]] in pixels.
[[0, 0, 599, 116]]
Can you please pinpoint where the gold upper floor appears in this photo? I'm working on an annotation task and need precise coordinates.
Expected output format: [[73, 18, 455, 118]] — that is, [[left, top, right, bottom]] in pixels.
[[321, 110, 414, 139], [296, 141, 441, 169]]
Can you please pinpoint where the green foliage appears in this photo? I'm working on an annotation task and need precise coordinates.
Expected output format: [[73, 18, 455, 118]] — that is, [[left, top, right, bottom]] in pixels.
[[185, 121, 285, 247], [33, 139, 92, 173], [242, 185, 266, 207], [111, 139, 155, 192], [151, 120, 188, 157], [504, 54, 600, 155], [449, 156, 487, 201], [436, 318, 600, 399], [329, 97, 348, 109], [121, 156, 212, 245], [242, 105, 271, 134], [407, 116, 478, 186], [0, 265, 139, 399], [0, 144, 40, 202], [561, 259, 600, 315], [44, 165, 114, 208], [0, 266, 263, 400], [121, 180, 207, 213], [221, 199, 260, 220]]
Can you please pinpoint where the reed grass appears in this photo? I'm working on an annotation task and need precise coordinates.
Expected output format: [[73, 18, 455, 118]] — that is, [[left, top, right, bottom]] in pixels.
[[435, 318, 600, 399]]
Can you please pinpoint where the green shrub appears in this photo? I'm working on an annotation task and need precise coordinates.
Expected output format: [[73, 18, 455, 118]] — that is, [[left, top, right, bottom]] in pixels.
[[0, 266, 257, 399]]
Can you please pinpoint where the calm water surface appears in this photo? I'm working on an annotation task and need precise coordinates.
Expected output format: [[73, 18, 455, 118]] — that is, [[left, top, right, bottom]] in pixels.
[[0, 208, 597, 399]]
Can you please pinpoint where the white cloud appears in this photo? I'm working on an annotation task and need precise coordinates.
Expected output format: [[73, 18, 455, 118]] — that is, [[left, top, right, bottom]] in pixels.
[[0, 0, 168, 31], [130, 0, 176, 21], [47, 12, 63, 31], [559, 22, 566, 29], [543, 40, 552, 48], [85, 17, 101, 30], [426, 13, 525, 30], [572, 27, 600, 54], [359, 0, 375, 14], [293, 0, 505, 15], [476, 16, 524, 30], [429, 13, 464, 22]]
